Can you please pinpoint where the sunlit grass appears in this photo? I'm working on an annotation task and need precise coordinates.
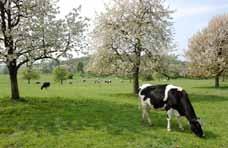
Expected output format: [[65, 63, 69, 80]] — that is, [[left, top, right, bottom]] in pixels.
[[0, 74, 228, 147]]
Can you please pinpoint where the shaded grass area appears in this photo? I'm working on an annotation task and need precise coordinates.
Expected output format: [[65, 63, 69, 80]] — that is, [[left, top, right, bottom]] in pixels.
[[0, 75, 228, 147], [0, 98, 139, 135], [194, 86, 228, 90]]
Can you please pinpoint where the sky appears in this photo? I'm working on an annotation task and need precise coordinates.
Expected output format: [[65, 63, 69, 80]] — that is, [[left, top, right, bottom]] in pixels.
[[58, 0, 228, 59]]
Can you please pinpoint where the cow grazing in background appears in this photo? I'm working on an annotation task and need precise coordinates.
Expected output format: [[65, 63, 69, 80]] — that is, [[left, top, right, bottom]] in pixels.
[[138, 84, 204, 138], [35, 81, 41, 84], [41, 82, 50, 90], [94, 79, 101, 84], [104, 80, 112, 84]]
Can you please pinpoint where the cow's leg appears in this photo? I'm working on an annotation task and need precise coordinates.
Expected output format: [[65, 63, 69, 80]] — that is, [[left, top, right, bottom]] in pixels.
[[174, 110, 184, 131], [142, 107, 146, 122], [144, 108, 152, 126], [138, 97, 142, 110], [167, 109, 173, 131], [176, 116, 184, 131], [141, 106, 152, 126], [141, 106, 147, 122]]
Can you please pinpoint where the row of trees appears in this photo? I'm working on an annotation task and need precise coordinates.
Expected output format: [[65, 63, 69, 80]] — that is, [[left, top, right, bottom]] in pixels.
[[39, 60, 85, 74], [87, 53, 185, 79], [187, 14, 228, 88], [0, 0, 88, 100], [88, 3, 228, 89], [0, 60, 85, 75], [21, 66, 76, 85]]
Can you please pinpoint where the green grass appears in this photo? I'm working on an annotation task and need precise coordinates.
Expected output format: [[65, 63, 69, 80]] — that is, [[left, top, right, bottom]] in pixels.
[[0, 75, 228, 148]]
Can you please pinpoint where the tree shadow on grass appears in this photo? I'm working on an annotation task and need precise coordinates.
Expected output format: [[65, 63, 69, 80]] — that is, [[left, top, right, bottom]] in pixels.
[[203, 130, 219, 140], [0, 97, 148, 136], [189, 93, 228, 103], [0, 97, 218, 139], [193, 86, 228, 90], [109, 92, 228, 103], [107, 93, 136, 98]]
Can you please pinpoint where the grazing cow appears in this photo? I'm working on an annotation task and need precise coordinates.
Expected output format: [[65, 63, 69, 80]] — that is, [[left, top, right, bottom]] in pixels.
[[41, 82, 50, 90], [69, 81, 73, 84], [82, 79, 86, 83], [94, 79, 101, 84], [138, 84, 204, 137], [35, 81, 41, 84], [104, 80, 112, 84]]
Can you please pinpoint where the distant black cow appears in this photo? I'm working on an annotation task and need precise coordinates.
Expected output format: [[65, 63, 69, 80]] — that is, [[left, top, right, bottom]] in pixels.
[[82, 79, 86, 83], [69, 81, 73, 84], [35, 81, 41, 84], [41, 82, 50, 90]]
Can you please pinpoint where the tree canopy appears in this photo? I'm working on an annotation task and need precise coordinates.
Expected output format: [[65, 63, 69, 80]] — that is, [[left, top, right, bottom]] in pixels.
[[187, 14, 228, 87], [88, 0, 173, 93], [0, 0, 88, 100], [21, 68, 40, 84], [53, 66, 68, 84]]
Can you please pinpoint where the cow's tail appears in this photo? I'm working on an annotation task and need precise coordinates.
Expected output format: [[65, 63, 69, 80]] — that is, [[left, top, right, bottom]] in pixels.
[[138, 87, 142, 110], [138, 87, 141, 94]]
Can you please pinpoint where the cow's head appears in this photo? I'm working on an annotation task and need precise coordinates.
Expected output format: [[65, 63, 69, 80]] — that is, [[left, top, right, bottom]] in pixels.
[[190, 119, 204, 138]]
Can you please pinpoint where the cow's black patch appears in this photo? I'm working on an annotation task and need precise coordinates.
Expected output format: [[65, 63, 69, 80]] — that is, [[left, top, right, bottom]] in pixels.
[[140, 84, 167, 109]]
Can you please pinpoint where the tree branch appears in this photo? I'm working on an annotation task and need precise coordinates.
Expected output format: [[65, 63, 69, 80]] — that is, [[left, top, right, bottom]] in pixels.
[[17, 55, 59, 69]]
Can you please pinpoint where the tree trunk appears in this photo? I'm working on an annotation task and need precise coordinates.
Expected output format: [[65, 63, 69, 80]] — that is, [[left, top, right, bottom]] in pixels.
[[222, 72, 225, 82], [215, 75, 220, 88], [133, 65, 139, 94], [61, 80, 63, 85], [215, 70, 225, 88], [8, 65, 20, 100], [28, 79, 30, 84], [132, 38, 141, 95]]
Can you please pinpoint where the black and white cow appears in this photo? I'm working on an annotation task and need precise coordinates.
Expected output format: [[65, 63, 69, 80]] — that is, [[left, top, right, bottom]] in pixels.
[[104, 80, 112, 84], [138, 84, 204, 137]]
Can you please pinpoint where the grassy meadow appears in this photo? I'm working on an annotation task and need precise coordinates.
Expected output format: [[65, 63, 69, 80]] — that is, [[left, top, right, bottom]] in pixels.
[[0, 74, 228, 148]]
